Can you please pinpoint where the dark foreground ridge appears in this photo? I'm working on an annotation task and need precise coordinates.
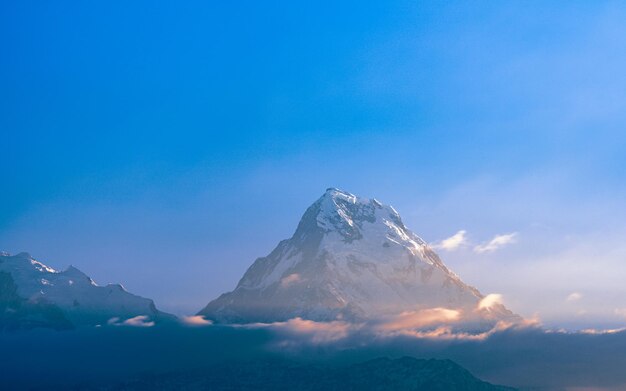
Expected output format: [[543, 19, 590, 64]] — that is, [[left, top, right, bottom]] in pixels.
[[97, 357, 515, 391]]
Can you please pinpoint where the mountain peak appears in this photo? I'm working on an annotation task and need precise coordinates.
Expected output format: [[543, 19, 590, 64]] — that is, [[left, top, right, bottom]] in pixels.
[[200, 188, 518, 325], [311, 188, 403, 242], [323, 187, 357, 201], [15, 252, 33, 259]]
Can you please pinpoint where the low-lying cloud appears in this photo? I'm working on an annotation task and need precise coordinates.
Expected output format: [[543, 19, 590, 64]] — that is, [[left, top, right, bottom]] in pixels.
[[107, 315, 155, 327], [244, 317, 353, 343], [181, 315, 213, 326], [231, 302, 534, 345], [4, 315, 626, 391], [376, 308, 461, 332]]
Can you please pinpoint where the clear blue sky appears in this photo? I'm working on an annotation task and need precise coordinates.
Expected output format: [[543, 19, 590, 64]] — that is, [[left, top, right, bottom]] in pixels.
[[2, 1, 626, 327]]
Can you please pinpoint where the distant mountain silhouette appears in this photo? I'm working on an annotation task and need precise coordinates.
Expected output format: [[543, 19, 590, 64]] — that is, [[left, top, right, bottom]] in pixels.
[[101, 356, 516, 390]]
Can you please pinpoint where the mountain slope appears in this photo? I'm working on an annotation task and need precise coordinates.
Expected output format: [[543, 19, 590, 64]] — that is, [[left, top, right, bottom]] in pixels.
[[0, 270, 73, 331], [0, 252, 174, 329], [199, 188, 517, 326]]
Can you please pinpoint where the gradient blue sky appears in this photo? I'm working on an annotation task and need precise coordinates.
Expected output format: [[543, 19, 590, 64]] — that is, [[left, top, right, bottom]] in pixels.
[[2, 1, 626, 327]]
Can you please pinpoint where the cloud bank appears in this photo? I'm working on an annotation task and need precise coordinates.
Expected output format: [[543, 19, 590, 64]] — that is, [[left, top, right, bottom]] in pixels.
[[3, 315, 626, 391]]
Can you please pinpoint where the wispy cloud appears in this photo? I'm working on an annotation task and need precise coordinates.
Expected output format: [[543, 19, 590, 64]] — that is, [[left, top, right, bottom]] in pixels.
[[108, 315, 155, 327], [389, 319, 539, 342], [243, 317, 353, 343], [376, 308, 460, 332], [431, 230, 467, 251], [431, 230, 518, 254], [578, 327, 626, 335], [474, 233, 518, 253], [567, 292, 583, 302]]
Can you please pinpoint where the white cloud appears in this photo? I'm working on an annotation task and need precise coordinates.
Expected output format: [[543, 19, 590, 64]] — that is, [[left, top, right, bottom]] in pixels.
[[122, 315, 155, 327], [478, 293, 504, 310], [107, 315, 155, 327], [579, 327, 626, 335], [181, 315, 213, 326], [431, 230, 467, 251], [474, 233, 518, 253], [567, 292, 583, 302]]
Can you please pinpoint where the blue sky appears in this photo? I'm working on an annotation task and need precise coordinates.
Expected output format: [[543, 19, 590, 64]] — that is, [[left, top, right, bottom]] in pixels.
[[2, 1, 626, 326]]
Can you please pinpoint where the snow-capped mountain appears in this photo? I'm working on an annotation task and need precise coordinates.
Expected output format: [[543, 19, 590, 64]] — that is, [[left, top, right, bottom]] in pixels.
[[199, 188, 517, 326], [0, 252, 174, 330]]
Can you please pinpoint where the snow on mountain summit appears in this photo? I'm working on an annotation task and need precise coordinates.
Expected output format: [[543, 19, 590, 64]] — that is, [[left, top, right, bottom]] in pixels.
[[199, 188, 518, 327], [315, 188, 406, 242], [0, 252, 174, 330]]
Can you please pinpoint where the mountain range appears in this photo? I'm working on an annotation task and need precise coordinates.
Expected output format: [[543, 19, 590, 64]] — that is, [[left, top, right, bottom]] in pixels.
[[2, 188, 520, 331], [0, 251, 173, 330]]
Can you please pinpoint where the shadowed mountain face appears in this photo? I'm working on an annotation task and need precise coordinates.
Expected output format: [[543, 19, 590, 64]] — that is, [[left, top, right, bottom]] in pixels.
[[199, 188, 517, 326], [0, 252, 174, 329], [99, 357, 516, 391], [0, 271, 73, 331]]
